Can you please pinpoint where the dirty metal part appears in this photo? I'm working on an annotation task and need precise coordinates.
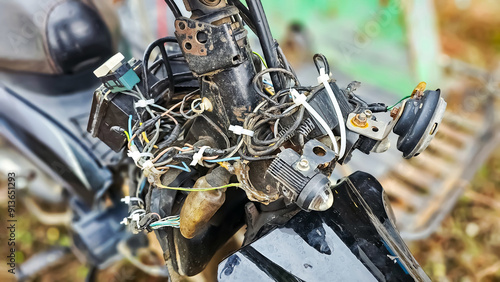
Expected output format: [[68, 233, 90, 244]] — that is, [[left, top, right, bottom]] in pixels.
[[390, 107, 400, 119], [179, 166, 232, 239], [175, 6, 259, 130], [233, 161, 280, 205], [199, 0, 222, 7], [183, 0, 226, 17], [267, 140, 335, 211], [346, 112, 388, 141], [174, 9, 244, 72], [179, 177, 226, 239]]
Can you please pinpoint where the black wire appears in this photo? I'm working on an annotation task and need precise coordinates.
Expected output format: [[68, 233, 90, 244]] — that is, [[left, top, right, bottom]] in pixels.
[[142, 37, 179, 99], [246, 0, 283, 92], [148, 53, 184, 73], [313, 53, 330, 75], [164, 0, 182, 18], [244, 106, 305, 156], [238, 147, 277, 161], [276, 44, 297, 79], [252, 67, 299, 105], [227, 0, 258, 34]]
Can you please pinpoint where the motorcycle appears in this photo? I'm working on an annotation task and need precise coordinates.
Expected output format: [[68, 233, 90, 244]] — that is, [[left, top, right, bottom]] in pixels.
[[0, 0, 447, 281]]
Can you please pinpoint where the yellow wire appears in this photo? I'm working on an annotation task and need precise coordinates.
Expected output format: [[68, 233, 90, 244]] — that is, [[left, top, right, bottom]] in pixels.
[[124, 130, 131, 141], [156, 182, 240, 191], [253, 51, 268, 68], [140, 123, 158, 148], [264, 87, 275, 96]]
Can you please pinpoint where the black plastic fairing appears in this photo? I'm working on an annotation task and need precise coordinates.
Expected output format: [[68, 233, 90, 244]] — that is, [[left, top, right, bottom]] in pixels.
[[218, 171, 430, 281]]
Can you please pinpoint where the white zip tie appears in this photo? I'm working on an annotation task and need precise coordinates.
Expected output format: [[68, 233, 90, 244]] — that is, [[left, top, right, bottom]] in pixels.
[[142, 160, 161, 175], [127, 145, 154, 166], [229, 125, 254, 137], [190, 146, 209, 166], [135, 99, 155, 108], [120, 196, 144, 206], [291, 89, 339, 155], [317, 68, 346, 159]]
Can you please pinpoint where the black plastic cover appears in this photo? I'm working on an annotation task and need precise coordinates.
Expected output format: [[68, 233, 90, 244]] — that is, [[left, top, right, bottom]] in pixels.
[[393, 89, 441, 158], [218, 171, 430, 281]]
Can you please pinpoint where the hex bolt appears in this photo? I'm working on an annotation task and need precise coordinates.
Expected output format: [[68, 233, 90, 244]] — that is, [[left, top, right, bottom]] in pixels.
[[297, 159, 310, 171], [390, 107, 400, 119], [351, 113, 368, 127]]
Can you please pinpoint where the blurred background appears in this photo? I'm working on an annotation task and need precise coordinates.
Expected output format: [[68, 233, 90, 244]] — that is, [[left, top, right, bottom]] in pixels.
[[0, 0, 499, 281]]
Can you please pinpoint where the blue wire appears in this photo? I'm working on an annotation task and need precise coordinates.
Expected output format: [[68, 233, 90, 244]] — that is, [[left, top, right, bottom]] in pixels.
[[205, 157, 241, 163], [138, 178, 146, 195], [165, 162, 191, 172], [128, 115, 135, 146], [263, 80, 273, 87]]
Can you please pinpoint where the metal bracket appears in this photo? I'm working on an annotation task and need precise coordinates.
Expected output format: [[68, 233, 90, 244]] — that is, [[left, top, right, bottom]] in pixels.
[[346, 113, 389, 141]]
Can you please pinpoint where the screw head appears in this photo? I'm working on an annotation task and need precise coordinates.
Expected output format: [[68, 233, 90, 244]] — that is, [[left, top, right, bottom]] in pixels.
[[297, 159, 310, 170]]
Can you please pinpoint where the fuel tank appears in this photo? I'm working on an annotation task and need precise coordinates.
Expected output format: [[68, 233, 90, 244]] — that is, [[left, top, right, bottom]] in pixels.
[[218, 171, 430, 281]]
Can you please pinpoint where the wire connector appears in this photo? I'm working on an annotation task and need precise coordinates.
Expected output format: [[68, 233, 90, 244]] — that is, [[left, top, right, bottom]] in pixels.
[[229, 125, 254, 137], [135, 99, 155, 108], [190, 146, 209, 166]]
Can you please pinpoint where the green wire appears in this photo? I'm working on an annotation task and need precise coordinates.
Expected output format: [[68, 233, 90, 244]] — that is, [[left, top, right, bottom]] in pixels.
[[253, 51, 268, 68], [150, 222, 179, 227], [156, 182, 240, 192], [387, 95, 411, 110]]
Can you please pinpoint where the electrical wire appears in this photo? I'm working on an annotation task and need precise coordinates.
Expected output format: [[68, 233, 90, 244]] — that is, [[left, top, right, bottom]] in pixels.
[[290, 89, 339, 155], [156, 182, 240, 191], [253, 51, 268, 68], [205, 157, 241, 163], [387, 95, 411, 110], [128, 115, 135, 146], [317, 67, 345, 159]]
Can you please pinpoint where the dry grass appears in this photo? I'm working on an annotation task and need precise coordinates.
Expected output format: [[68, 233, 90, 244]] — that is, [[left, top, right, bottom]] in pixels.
[[410, 146, 500, 281]]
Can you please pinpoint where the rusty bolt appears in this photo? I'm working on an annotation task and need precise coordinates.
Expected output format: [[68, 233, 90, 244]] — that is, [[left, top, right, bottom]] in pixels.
[[390, 107, 400, 119], [351, 113, 368, 127]]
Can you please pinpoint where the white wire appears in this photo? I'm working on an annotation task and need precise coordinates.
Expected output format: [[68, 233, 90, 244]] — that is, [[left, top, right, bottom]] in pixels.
[[318, 68, 346, 159], [290, 89, 339, 155]]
